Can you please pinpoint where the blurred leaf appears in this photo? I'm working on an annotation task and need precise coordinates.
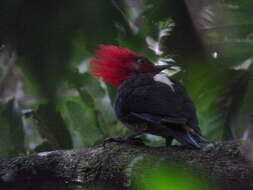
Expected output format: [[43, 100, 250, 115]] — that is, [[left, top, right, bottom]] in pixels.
[[34, 141, 54, 153], [143, 0, 209, 62], [136, 164, 211, 190], [206, 1, 253, 66], [67, 70, 91, 90], [71, 38, 91, 65], [231, 75, 253, 137], [22, 113, 44, 151], [218, 42, 253, 67], [32, 104, 73, 151], [68, 71, 118, 136], [0, 0, 132, 105], [61, 100, 103, 147], [0, 99, 25, 158], [78, 0, 131, 50], [173, 63, 232, 141], [203, 1, 253, 139], [166, 0, 253, 141], [65, 70, 128, 144], [66, 71, 105, 136], [106, 83, 117, 104]]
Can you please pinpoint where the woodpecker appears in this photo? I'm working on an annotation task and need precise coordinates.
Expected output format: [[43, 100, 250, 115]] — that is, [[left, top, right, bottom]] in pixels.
[[90, 45, 207, 149]]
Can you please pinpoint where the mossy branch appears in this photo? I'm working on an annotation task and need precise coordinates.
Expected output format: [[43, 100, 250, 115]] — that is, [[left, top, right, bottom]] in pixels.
[[0, 141, 253, 190]]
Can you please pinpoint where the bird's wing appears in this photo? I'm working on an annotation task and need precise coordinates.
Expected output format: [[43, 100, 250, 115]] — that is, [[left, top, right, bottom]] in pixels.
[[127, 79, 188, 116], [129, 112, 187, 126]]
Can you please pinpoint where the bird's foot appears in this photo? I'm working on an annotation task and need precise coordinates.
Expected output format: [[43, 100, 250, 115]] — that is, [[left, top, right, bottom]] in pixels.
[[165, 137, 173, 147], [103, 136, 145, 146]]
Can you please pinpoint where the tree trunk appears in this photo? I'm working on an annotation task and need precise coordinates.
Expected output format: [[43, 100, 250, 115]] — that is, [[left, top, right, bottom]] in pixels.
[[0, 141, 253, 190]]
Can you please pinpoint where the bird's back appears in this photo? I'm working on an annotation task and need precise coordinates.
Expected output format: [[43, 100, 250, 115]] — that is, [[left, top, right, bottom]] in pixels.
[[115, 72, 198, 128]]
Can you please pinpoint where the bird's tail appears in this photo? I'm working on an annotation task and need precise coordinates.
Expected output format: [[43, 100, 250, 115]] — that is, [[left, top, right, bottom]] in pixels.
[[166, 127, 208, 149]]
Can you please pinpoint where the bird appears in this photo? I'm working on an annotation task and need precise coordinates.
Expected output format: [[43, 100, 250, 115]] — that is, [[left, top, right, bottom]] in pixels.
[[90, 45, 207, 149]]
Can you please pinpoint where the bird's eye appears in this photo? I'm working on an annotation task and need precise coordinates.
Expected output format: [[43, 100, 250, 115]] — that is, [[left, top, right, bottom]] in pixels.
[[136, 58, 146, 64]]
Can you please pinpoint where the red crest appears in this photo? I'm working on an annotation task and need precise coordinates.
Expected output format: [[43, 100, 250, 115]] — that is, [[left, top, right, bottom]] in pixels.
[[90, 45, 138, 86]]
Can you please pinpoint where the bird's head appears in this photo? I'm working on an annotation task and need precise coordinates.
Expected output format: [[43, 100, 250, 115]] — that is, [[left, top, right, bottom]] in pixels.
[[90, 45, 169, 86]]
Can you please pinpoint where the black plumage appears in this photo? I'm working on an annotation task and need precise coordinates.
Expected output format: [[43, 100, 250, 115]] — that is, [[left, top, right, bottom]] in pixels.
[[114, 72, 206, 148]]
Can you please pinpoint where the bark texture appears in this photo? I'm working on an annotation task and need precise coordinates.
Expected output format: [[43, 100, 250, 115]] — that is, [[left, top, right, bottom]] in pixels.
[[0, 141, 253, 190]]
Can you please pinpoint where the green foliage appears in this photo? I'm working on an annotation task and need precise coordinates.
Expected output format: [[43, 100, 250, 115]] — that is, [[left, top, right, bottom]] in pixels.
[[175, 64, 233, 140], [31, 104, 73, 151], [135, 164, 212, 190], [60, 99, 103, 147], [0, 0, 253, 158], [0, 100, 24, 158]]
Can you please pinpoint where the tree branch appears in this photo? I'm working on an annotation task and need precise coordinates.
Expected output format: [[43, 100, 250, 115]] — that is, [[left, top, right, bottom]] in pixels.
[[0, 141, 253, 190]]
